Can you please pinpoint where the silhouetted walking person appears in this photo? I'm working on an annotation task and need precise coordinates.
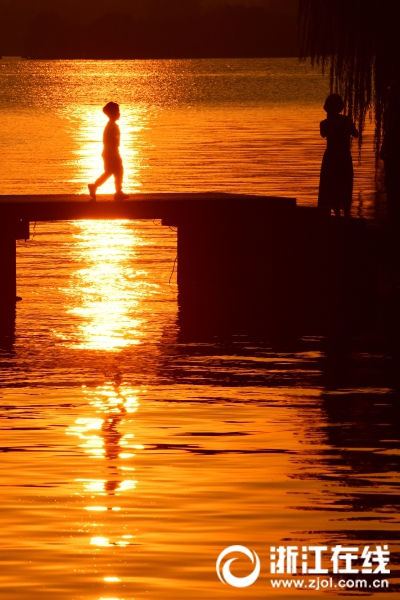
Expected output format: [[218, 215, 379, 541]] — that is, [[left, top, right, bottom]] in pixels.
[[318, 94, 358, 217], [88, 102, 129, 201]]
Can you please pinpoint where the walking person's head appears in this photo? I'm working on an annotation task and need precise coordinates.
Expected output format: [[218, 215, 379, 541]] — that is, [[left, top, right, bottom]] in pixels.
[[103, 102, 120, 121], [323, 94, 344, 116]]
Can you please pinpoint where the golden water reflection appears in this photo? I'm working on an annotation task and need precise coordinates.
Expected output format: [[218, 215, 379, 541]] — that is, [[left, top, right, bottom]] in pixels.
[[62, 220, 157, 351], [67, 379, 144, 598], [62, 219, 162, 593], [69, 380, 142, 472]]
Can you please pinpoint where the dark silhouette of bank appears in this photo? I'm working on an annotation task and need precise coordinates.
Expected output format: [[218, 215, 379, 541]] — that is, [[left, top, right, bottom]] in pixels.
[[88, 102, 129, 201], [318, 94, 358, 217]]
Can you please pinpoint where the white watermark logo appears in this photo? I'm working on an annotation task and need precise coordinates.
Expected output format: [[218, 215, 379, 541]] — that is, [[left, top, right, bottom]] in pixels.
[[216, 545, 261, 588], [216, 544, 390, 591]]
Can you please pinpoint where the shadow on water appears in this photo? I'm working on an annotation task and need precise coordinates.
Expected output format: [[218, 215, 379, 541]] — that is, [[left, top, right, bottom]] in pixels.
[[285, 344, 400, 589], [319, 341, 399, 508], [174, 297, 400, 580], [172, 211, 400, 556]]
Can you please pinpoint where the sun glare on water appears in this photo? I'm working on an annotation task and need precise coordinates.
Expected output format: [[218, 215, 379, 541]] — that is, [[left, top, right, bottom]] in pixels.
[[61, 220, 152, 351], [66, 380, 144, 595]]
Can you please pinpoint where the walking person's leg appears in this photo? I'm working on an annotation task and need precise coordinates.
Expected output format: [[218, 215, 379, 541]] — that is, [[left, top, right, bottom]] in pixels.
[[113, 162, 129, 200], [88, 170, 112, 200]]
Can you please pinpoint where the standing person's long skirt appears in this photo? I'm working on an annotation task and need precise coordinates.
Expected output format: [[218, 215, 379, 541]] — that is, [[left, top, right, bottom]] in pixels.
[[318, 150, 354, 213]]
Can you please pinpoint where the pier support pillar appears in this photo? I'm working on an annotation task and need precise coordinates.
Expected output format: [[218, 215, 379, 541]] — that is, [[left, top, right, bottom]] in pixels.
[[175, 209, 296, 336], [0, 219, 28, 310], [0, 228, 17, 308]]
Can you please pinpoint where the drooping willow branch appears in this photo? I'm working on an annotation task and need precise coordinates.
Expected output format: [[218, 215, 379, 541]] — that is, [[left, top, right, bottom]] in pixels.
[[298, 0, 400, 159]]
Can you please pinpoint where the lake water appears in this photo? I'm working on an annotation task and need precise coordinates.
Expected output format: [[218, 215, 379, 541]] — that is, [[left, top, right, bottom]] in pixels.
[[0, 59, 398, 599]]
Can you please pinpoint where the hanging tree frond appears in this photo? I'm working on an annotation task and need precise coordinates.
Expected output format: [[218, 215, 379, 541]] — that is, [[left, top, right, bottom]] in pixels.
[[298, 0, 400, 157]]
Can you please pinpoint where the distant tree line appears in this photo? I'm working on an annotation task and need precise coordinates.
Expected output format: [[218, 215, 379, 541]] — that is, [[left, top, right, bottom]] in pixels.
[[0, 2, 297, 59]]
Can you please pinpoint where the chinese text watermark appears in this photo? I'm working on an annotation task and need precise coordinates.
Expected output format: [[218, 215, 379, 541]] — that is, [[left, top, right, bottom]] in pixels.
[[216, 544, 391, 590]]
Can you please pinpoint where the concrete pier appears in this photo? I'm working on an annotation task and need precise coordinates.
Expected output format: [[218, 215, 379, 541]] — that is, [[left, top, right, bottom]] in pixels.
[[0, 193, 377, 337], [0, 192, 295, 307]]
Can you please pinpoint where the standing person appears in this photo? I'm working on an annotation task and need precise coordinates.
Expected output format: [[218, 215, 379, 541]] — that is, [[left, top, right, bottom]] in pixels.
[[318, 94, 358, 217], [88, 102, 129, 201]]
